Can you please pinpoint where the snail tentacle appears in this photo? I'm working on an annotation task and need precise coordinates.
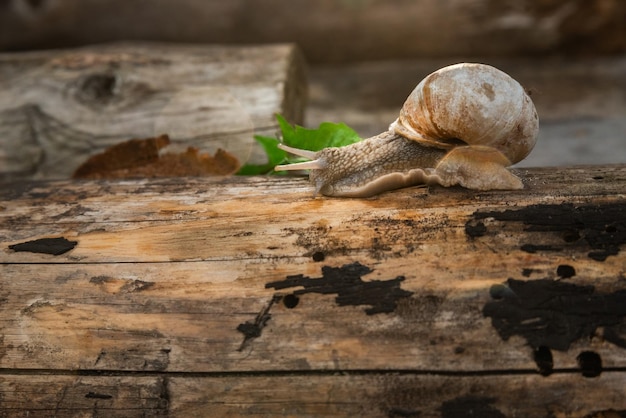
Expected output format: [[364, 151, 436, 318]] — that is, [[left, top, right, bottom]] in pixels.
[[274, 144, 325, 172], [274, 159, 324, 171], [277, 144, 317, 160]]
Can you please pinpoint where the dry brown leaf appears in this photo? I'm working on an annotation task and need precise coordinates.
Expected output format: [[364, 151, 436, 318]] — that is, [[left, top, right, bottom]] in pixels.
[[73, 135, 240, 179]]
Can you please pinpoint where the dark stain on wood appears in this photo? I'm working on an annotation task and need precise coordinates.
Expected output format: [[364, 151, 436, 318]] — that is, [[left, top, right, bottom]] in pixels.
[[464, 220, 487, 238], [440, 396, 505, 418], [585, 410, 626, 418], [266, 262, 413, 315], [285, 216, 431, 260], [606, 411, 626, 417], [467, 202, 626, 261], [395, 294, 444, 324], [377, 379, 509, 418], [90, 275, 114, 284], [371, 213, 457, 258], [520, 243, 563, 253], [376, 376, 426, 416], [50, 204, 89, 221], [92, 346, 171, 371], [91, 276, 155, 291], [365, 217, 424, 260], [237, 295, 281, 351], [556, 264, 576, 279], [533, 346, 554, 376], [85, 391, 113, 399], [121, 279, 154, 293], [483, 278, 626, 351], [311, 251, 325, 262], [21, 300, 53, 316], [388, 406, 421, 417], [284, 224, 351, 258], [8, 236, 77, 255], [577, 351, 603, 378], [158, 376, 171, 412]]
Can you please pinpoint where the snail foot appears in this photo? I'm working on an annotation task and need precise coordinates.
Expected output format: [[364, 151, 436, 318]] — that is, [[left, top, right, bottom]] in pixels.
[[433, 145, 524, 190]]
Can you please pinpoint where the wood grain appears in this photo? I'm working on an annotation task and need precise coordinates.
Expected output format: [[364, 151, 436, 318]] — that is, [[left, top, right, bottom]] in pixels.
[[0, 42, 307, 180], [1, 166, 625, 415]]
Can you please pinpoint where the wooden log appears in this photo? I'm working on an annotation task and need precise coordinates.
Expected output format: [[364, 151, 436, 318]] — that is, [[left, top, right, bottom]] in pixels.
[[1, 165, 626, 415], [0, 42, 307, 180], [1, 0, 625, 62]]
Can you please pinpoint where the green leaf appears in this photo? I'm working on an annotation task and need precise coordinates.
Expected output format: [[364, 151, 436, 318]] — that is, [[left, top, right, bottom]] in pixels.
[[237, 114, 361, 175], [276, 114, 360, 151]]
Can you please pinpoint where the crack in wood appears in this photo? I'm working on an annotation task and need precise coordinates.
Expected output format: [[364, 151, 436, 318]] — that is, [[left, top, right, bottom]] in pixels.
[[236, 295, 281, 351], [85, 391, 113, 399]]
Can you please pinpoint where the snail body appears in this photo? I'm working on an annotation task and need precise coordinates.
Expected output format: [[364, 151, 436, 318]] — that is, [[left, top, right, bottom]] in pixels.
[[275, 63, 539, 197]]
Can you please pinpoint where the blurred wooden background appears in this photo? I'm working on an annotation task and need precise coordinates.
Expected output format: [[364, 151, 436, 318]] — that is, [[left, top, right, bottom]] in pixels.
[[2, 0, 625, 62]]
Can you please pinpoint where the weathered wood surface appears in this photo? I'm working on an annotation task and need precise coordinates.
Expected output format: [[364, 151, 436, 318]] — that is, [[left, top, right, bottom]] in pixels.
[[2, 0, 625, 62], [1, 165, 626, 416], [0, 42, 307, 180]]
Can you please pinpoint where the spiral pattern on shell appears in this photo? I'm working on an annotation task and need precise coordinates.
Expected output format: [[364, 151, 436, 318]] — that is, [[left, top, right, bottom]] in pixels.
[[392, 63, 539, 165]]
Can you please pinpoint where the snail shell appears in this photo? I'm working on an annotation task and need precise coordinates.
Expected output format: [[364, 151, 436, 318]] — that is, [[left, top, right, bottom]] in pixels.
[[391, 63, 538, 165], [275, 63, 539, 197]]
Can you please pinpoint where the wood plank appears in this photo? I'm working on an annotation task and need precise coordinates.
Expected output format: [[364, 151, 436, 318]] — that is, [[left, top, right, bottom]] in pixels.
[[1, 373, 625, 417], [0, 42, 307, 180], [1, 167, 625, 377]]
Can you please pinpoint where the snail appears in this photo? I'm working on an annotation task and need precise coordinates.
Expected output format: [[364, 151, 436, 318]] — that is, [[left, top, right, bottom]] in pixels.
[[275, 63, 539, 197]]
